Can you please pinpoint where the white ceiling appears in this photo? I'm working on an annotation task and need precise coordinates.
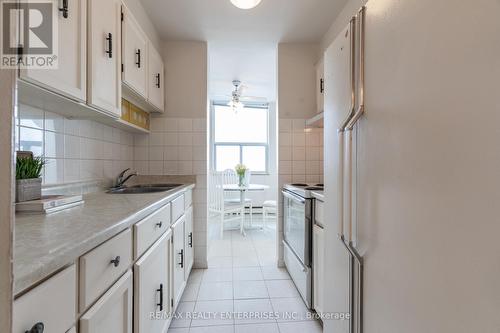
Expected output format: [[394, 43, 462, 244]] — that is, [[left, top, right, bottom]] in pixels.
[[140, 0, 348, 101], [140, 0, 347, 43]]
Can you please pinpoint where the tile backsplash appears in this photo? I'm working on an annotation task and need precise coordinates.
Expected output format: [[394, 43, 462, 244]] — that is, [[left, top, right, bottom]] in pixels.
[[134, 115, 208, 268], [279, 118, 324, 186], [16, 103, 134, 185]]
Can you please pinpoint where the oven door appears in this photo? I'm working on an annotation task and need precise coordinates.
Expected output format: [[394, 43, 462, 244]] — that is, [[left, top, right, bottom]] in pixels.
[[282, 190, 311, 266]]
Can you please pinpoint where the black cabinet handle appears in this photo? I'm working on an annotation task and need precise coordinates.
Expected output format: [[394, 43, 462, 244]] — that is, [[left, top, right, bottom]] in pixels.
[[320, 78, 324, 93], [179, 249, 184, 268], [59, 0, 68, 18], [105, 33, 113, 58], [188, 232, 193, 248], [25, 322, 44, 333], [156, 221, 163, 228], [156, 283, 164, 311], [156, 73, 161, 88], [110, 256, 120, 267], [136, 49, 141, 68]]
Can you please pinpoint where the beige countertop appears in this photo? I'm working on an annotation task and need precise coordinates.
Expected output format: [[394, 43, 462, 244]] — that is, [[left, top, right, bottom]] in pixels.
[[14, 182, 195, 296], [311, 190, 324, 201]]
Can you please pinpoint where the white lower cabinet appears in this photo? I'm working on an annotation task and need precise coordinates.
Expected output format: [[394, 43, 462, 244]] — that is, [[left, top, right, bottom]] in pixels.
[[134, 231, 171, 333], [13, 265, 76, 333], [172, 216, 186, 308], [313, 224, 325, 316], [184, 206, 194, 280], [80, 270, 133, 333]]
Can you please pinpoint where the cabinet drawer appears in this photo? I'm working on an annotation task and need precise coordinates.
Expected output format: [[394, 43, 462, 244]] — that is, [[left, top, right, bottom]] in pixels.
[[184, 189, 192, 209], [171, 194, 185, 222], [80, 270, 133, 333], [315, 200, 324, 227], [79, 229, 132, 311], [13, 265, 76, 333], [134, 203, 171, 259]]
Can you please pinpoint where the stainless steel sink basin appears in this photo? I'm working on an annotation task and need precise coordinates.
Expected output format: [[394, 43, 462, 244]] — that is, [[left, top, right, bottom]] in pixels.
[[130, 183, 183, 189], [107, 183, 183, 194], [108, 187, 171, 194]]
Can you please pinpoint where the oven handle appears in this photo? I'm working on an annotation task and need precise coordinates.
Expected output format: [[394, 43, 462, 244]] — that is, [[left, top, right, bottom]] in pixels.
[[282, 190, 306, 204]]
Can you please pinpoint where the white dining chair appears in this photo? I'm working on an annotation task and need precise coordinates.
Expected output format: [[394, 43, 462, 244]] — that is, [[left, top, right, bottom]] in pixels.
[[222, 169, 254, 226], [262, 200, 277, 229], [209, 171, 245, 238]]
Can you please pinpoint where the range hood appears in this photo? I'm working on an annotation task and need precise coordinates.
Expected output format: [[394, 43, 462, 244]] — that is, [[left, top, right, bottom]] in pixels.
[[306, 112, 324, 128]]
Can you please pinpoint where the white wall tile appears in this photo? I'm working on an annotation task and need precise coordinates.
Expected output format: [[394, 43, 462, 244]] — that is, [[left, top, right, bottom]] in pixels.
[[178, 118, 193, 132], [149, 146, 164, 161], [44, 111, 64, 133], [164, 146, 179, 161], [64, 159, 80, 182], [64, 118, 80, 136], [165, 118, 178, 132], [44, 131, 64, 159], [149, 161, 164, 175], [178, 132, 193, 146], [19, 126, 44, 156], [164, 132, 178, 146], [178, 146, 193, 161], [149, 132, 164, 146], [44, 159, 64, 184]]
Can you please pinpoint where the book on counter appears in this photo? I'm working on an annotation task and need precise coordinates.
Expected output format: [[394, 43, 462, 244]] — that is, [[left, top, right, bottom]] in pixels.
[[16, 195, 84, 214]]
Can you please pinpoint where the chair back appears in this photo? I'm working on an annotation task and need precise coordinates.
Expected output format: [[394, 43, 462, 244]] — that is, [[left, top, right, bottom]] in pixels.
[[222, 169, 239, 201], [209, 170, 225, 212]]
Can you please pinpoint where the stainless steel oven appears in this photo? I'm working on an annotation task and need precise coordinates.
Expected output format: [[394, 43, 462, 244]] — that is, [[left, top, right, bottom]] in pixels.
[[282, 189, 312, 266], [282, 183, 322, 309]]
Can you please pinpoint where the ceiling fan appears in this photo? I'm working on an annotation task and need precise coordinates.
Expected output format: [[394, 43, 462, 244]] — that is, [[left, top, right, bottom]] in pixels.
[[227, 80, 266, 112]]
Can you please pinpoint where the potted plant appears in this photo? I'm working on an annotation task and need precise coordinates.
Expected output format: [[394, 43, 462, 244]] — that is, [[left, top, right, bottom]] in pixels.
[[16, 156, 45, 202], [235, 164, 249, 187]]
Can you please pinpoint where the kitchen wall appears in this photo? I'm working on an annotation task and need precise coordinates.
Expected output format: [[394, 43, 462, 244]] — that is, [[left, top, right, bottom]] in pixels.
[[133, 41, 209, 268], [276, 42, 323, 264], [321, 0, 500, 332], [15, 103, 134, 186]]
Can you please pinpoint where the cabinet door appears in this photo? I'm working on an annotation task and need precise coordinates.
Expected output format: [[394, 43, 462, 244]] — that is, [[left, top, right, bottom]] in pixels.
[[80, 270, 133, 333], [21, 0, 86, 101], [172, 216, 186, 308], [147, 44, 164, 111], [134, 231, 171, 333], [122, 4, 148, 98], [87, 0, 122, 116], [316, 57, 325, 113], [313, 224, 325, 315], [184, 206, 194, 281]]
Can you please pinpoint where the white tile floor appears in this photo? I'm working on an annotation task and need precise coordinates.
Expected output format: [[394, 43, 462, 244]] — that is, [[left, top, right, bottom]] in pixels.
[[168, 216, 322, 333]]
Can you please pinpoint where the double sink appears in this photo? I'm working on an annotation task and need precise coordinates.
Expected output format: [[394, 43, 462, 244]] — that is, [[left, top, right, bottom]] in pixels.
[[108, 183, 183, 194]]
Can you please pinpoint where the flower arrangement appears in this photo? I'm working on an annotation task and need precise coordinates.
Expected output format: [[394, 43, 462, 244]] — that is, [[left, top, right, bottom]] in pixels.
[[235, 164, 248, 187], [16, 156, 45, 180], [15, 156, 45, 202]]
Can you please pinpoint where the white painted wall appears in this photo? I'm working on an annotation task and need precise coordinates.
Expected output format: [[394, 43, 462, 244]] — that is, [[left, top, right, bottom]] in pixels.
[[163, 41, 208, 119], [277, 43, 320, 120], [322, 0, 500, 332]]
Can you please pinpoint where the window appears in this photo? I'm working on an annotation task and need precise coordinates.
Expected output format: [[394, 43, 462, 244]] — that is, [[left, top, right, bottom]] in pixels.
[[212, 103, 269, 173]]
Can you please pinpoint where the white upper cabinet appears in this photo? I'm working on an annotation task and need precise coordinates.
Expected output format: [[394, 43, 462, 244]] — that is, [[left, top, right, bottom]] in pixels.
[[316, 56, 325, 113], [87, 0, 122, 117], [21, 0, 87, 102], [121, 4, 148, 98], [147, 44, 165, 111]]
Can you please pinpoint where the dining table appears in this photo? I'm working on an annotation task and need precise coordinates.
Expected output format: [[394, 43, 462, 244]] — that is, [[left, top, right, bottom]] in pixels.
[[222, 184, 270, 204]]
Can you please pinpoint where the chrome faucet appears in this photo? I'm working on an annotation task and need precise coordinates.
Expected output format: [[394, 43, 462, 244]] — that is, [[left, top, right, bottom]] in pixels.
[[115, 168, 137, 188]]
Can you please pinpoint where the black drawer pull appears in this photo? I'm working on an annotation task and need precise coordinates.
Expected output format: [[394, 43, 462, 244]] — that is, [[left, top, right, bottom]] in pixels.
[[320, 78, 324, 93], [156, 283, 164, 311], [105, 33, 113, 58], [59, 0, 68, 18], [179, 249, 184, 268], [156, 221, 163, 228], [110, 256, 120, 267], [156, 73, 161, 88], [188, 232, 193, 248], [25, 322, 44, 333], [136, 49, 141, 68]]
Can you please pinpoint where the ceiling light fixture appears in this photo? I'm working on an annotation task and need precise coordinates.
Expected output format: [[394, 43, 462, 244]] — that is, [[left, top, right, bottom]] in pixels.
[[230, 0, 262, 10]]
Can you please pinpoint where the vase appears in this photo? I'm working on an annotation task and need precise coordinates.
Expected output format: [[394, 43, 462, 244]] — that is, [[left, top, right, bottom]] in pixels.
[[238, 174, 245, 187], [16, 178, 42, 202]]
